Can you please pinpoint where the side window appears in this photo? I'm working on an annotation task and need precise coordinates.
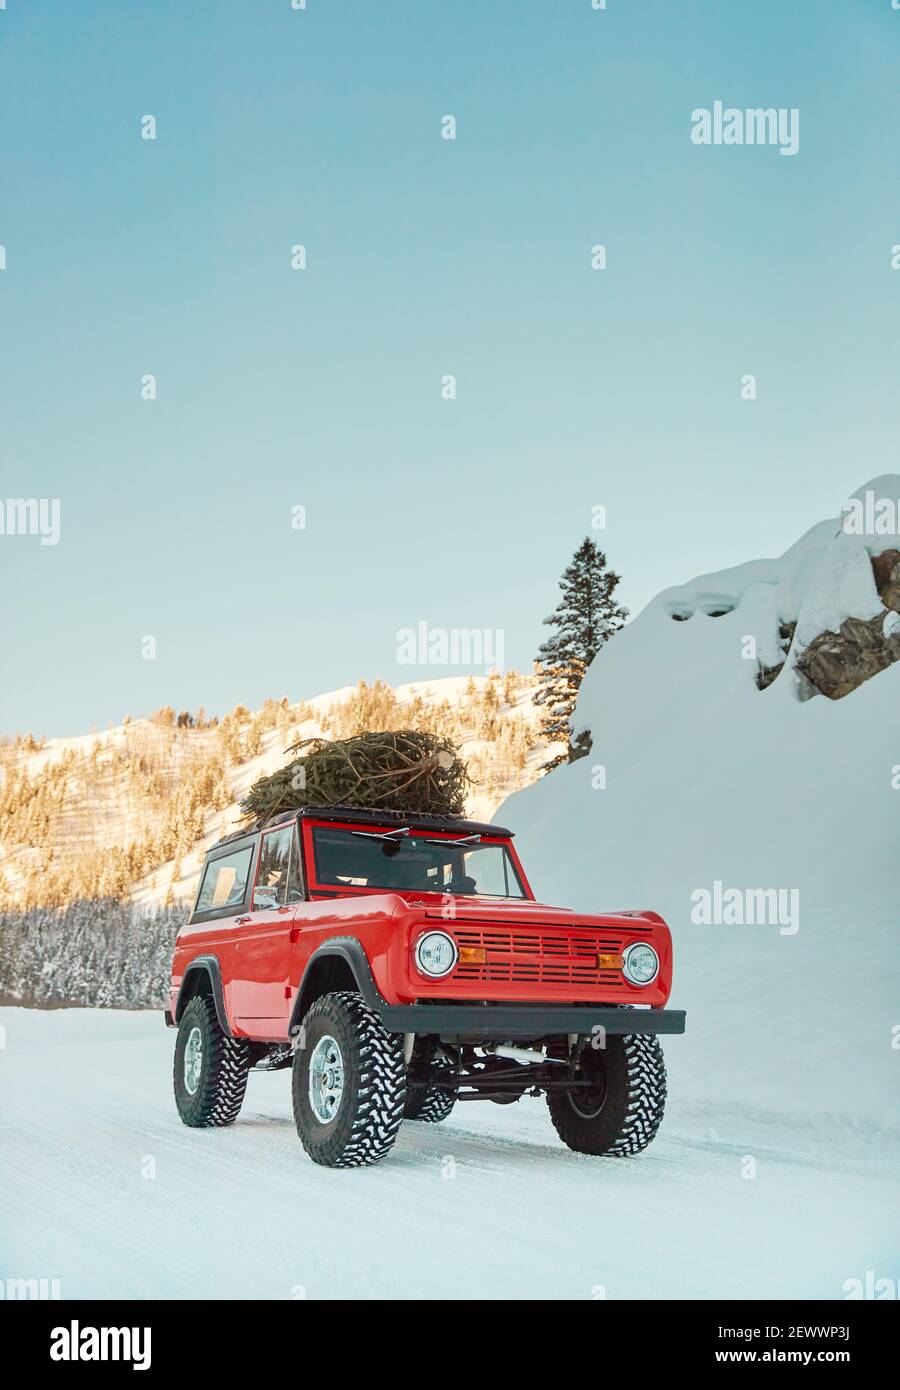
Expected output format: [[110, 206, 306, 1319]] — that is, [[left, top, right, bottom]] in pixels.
[[252, 826, 295, 909], [463, 847, 504, 896], [196, 846, 253, 915], [286, 824, 305, 903]]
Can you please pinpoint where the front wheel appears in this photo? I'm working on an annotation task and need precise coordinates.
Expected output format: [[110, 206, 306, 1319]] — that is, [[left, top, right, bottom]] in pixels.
[[292, 992, 407, 1167], [173, 993, 252, 1127], [547, 1034, 667, 1156]]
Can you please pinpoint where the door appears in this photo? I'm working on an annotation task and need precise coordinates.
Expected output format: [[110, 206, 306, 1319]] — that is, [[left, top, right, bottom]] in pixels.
[[232, 824, 304, 1028], [188, 839, 258, 1024]]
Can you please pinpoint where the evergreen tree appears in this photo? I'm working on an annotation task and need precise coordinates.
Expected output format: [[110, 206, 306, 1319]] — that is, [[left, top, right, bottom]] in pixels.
[[533, 538, 628, 770]]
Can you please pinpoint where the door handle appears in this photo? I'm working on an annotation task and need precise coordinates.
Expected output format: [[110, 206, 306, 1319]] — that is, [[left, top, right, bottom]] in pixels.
[[236, 915, 251, 926]]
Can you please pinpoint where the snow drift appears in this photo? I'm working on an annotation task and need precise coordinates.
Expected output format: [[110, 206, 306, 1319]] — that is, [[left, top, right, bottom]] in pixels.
[[498, 478, 900, 1128]]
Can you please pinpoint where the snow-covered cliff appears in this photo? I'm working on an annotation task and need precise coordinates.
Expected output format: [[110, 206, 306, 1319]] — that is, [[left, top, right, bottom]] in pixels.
[[498, 478, 900, 1126]]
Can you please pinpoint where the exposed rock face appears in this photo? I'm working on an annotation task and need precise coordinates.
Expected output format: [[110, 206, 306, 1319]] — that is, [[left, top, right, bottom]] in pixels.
[[795, 611, 900, 699], [756, 622, 797, 691], [755, 664, 781, 691], [872, 549, 900, 613], [764, 553, 900, 701]]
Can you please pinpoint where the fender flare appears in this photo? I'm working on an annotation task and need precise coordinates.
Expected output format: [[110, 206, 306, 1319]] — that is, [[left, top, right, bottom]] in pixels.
[[175, 955, 232, 1038], [289, 937, 386, 1035]]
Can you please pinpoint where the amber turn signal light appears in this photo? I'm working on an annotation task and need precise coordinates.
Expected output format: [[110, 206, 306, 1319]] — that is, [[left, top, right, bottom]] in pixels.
[[459, 946, 487, 965], [597, 952, 624, 970]]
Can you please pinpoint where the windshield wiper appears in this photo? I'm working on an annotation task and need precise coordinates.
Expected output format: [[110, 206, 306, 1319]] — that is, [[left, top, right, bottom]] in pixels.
[[350, 827, 411, 843], [423, 833, 482, 846]]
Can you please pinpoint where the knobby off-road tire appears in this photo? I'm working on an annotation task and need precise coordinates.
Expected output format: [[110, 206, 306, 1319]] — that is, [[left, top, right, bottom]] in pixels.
[[547, 1034, 667, 1156], [173, 993, 252, 1127], [404, 1050, 456, 1124], [293, 991, 407, 1168], [403, 1041, 456, 1123], [406, 1086, 456, 1124]]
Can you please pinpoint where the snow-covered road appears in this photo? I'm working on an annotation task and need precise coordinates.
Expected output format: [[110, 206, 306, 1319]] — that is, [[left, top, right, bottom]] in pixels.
[[1, 1007, 897, 1300]]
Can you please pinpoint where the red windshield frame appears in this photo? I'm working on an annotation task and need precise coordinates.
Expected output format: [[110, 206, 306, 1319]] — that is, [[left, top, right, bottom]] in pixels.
[[300, 817, 535, 902]]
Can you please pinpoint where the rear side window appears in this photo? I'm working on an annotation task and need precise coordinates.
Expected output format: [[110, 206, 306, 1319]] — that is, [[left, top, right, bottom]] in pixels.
[[196, 846, 254, 914]]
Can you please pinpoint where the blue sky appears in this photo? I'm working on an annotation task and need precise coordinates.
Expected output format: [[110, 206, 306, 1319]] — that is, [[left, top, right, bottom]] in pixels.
[[1, 0, 897, 735]]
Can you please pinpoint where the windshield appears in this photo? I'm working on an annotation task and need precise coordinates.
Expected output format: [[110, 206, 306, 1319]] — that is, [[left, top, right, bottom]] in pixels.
[[310, 827, 527, 899]]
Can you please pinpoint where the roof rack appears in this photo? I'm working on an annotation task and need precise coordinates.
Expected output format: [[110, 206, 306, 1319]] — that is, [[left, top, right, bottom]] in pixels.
[[289, 804, 514, 837], [208, 803, 513, 853]]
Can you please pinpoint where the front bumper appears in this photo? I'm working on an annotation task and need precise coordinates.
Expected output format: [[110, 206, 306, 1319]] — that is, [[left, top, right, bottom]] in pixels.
[[375, 1002, 686, 1041]]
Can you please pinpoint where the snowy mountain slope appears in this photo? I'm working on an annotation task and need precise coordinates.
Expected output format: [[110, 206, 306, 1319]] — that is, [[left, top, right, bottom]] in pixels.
[[135, 674, 548, 908], [0, 673, 553, 911], [497, 478, 900, 1127]]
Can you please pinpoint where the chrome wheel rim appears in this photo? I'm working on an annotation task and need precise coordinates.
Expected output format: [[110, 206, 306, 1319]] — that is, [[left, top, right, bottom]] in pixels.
[[184, 1025, 203, 1095], [309, 1034, 344, 1125]]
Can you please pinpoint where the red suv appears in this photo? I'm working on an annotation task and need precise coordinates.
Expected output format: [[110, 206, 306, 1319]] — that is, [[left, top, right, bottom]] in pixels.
[[168, 806, 685, 1167]]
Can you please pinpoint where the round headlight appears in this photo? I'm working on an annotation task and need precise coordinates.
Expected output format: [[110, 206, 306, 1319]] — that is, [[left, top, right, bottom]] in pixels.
[[623, 941, 659, 986], [415, 931, 458, 978]]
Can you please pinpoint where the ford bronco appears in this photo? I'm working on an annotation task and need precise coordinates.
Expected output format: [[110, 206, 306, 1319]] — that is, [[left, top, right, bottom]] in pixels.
[[168, 806, 685, 1167]]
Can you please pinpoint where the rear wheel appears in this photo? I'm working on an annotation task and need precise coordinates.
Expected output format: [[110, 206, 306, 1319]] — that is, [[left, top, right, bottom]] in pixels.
[[408, 1087, 456, 1123], [404, 1044, 456, 1123], [292, 991, 407, 1167], [547, 1034, 666, 1156], [173, 993, 252, 1127]]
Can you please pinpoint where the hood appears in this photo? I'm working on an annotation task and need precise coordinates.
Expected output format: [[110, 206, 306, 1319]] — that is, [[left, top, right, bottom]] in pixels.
[[412, 896, 666, 934]]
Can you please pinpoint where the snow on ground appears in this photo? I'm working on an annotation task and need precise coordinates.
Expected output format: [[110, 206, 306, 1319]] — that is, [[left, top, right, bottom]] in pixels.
[[497, 478, 900, 1133], [1, 1007, 897, 1300]]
